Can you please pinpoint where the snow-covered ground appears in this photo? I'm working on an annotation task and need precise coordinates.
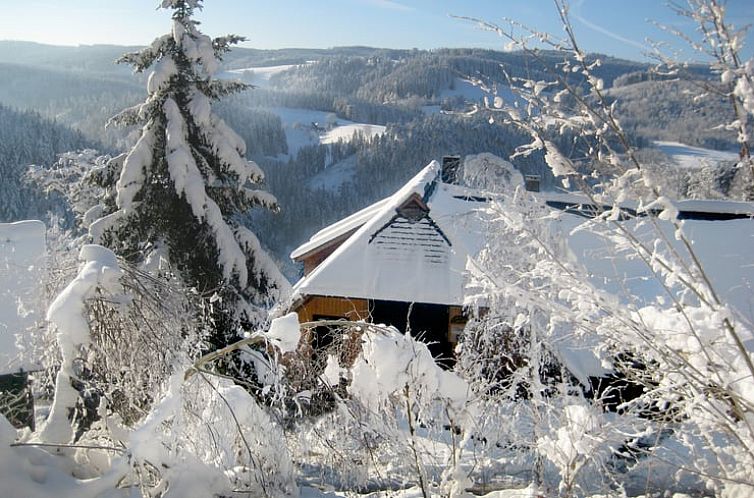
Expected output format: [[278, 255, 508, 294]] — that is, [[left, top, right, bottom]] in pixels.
[[0, 220, 46, 374], [268, 107, 386, 156], [223, 63, 310, 88], [423, 78, 522, 114], [320, 123, 385, 145], [654, 140, 738, 168], [441, 78, 488, 101], [308, 154, 358, 191], [441, 78, 519, 103]]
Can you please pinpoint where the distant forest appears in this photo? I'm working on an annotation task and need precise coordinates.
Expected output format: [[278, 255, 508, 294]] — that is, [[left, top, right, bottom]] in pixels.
[[0, 41, 738, 278]]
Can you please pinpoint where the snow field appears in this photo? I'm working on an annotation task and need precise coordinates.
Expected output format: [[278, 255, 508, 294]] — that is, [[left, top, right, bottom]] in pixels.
[[224, 63, 312, 88], [654, 140, 739, 169], [320, 123, 386, 145], [267, 106, 386, 156]]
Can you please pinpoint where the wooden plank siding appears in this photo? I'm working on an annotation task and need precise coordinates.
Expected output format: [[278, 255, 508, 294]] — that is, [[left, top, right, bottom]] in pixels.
[[296, 228, 360, 276], [448, 306, 467, 346], [292, 296, 371, 369], [293, 295, 469, 350], [294, 295, 370, 324]]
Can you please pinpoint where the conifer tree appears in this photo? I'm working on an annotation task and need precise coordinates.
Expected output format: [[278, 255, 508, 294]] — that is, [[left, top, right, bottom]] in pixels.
[[89, 0, 288, 347]]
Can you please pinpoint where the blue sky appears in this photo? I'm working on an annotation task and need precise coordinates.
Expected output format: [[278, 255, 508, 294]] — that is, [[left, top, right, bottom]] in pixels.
[[2, 0, 753, 62]]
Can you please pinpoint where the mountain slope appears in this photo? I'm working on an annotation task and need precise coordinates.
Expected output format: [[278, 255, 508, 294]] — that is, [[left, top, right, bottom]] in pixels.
[[0, 104, 94, 222]]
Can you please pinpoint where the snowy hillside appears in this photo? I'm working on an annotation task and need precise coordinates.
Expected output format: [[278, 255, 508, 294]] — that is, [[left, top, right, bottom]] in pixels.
[[423, 77, 522, 114], [441, 78, 520, 105], [307, 155, 357, 191], [224, 63, 311, 87], [267, 106, 385, 155], [653, 141, 739, 169]]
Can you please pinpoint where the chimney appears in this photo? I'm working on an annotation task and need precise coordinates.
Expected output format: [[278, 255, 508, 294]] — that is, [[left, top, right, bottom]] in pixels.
[[441, 155, 461, 184], [524, 174, 541, 192]]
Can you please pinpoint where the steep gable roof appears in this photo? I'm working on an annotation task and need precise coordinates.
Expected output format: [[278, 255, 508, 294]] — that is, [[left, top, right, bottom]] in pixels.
[[290, 197, 391, 261], [289, 157, 754, 322], [290, 161, 489, 306]]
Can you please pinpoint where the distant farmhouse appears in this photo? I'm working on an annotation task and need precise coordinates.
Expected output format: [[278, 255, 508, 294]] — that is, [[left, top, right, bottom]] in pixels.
[[287, 155, 754, 372]]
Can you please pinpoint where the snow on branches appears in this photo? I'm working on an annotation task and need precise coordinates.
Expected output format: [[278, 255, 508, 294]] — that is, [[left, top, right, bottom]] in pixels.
[[458, 0, 754, 494], [41, 245, 123, 444], [91, 0, 288, 333]]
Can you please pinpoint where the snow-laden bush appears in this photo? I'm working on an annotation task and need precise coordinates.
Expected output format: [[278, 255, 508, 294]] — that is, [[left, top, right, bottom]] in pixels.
[[458, 1, 754, 495], [40, 244, 124, 444], [18, 243, 297, 497], [121, 373, 296, 498], [281, 320, 473, 497], [37, 242, 207, 440]]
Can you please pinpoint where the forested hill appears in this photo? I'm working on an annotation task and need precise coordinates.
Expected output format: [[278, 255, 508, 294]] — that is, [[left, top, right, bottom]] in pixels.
[[269, 48, 652, 101], [0, 41, 652, 86], [0, 41, 139, 75], [0, 41, 733, 278], [0, 105, 94, 222]]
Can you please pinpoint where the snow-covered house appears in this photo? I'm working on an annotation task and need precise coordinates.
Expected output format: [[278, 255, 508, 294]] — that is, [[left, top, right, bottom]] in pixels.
[[288, 158, 487, 360], [288, 155, 754, 367]]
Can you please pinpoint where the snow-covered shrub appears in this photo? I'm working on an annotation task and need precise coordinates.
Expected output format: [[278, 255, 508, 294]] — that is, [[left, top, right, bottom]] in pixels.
[[538, 402, 614, 496], [284, 321, 472, 496], [119, 373, 297, 498], [40, 244, 124, 444], [348, 328, 469, 422], [462, 152, 524, 194], [38, 242, 206, 443], [27, 241, 298, 497], [350, 327, 471, 497], [459, 1, 754, 494], [26, 150, 110, 230]]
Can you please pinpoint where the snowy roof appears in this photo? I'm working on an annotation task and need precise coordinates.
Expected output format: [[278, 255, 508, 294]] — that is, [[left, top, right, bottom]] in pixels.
[[290, 161, 489, 306], [291, 159, 754, 314], [291, 197, 392, 260], [552, 208, 754, 382], [542, 191, 754, 219]]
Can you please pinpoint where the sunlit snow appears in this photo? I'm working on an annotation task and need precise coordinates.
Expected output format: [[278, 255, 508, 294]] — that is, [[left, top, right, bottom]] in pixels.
[[654, 140, 739, 169]]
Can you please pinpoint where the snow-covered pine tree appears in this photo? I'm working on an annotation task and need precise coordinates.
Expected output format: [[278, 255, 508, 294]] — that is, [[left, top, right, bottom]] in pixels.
[[89, 0, 288, 348]]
